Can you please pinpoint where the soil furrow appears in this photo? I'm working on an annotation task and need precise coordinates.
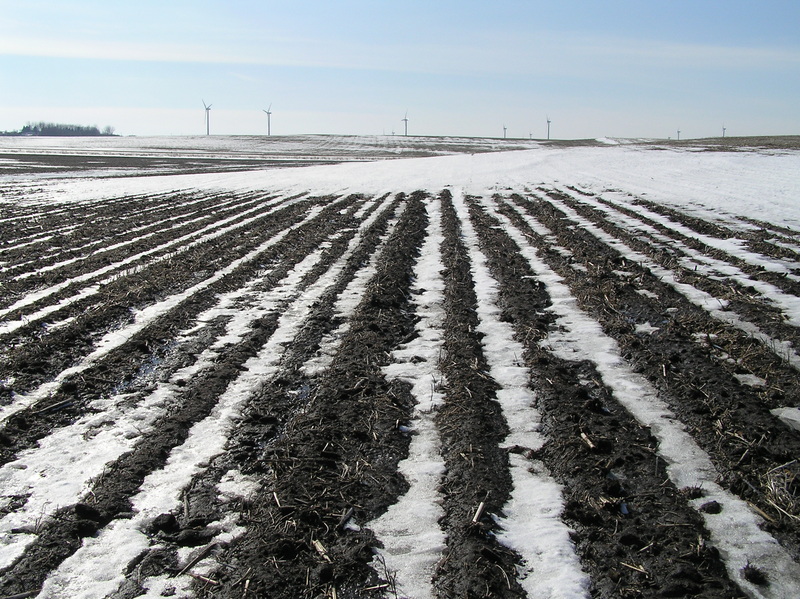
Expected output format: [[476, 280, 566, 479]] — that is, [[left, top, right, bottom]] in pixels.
[[107, 194, 407, 598], [0, 315, 283, 597], [0, 190, 270, 288], [187, 192, 427, 599], [584, 190, 800, 296], [0, 191, 219, 273], [467, 193, 744, 598], [498, 193, 800, 559], [545, 189, 800, 340], [0, 192, 302, 320], [0, 195, 363, 461], [0, 194, 338, 391], [0, 195, 395, 597], [515, 191, 800, 382], [735, 216, 800, 246], [432, 190, 523, 598]]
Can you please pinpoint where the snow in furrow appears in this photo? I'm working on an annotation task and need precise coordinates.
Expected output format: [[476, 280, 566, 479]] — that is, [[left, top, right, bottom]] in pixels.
[[368, 196, 447, 599], [12, 191, 267, 280], [0, 194, 189, 260], [5, 217, 149, 280], [536, 192, 800, 371], [0, 195, 396, 570], [0, 232, 59, 255], [0, 202, 325, 426], [2, 190, 285, 293], [2, 191, 262, 312], [0, 238, 335, 569], [765, 236, 800, 255], [36, 195, 399, 598], [0, 193, 305, 338], [0, 218, 89, 250], [0, 281, 105, 336], [598, 189, 800, 281], [487, 195, 800, 599], [0, 192, 299, 321], [557, 187, 800, 327], [454, 189, 590, 599], [41, 191, 267, 269], [131, 195, 407, 598], [302, 200, 405, 376]]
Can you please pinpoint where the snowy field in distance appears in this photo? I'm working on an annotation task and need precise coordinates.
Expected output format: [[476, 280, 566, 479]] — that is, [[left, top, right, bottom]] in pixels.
[[2, 134, 799, 231]]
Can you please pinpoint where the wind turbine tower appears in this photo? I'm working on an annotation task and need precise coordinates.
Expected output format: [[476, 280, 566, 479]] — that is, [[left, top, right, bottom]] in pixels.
[[402, 111, 409, 136], [203, 100, 212, 136], [677, 129, 681, 141], [263, 104, 272, 136], [503, 124, 507, 139], [722, 124, 726, 138], [546, 116, 551, 140]]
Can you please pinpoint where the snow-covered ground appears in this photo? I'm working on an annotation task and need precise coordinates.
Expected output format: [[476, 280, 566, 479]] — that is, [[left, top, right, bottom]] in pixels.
[[3, 137, 799, 230], [0, 133, 540, 164], [1, 136, 799, 598]]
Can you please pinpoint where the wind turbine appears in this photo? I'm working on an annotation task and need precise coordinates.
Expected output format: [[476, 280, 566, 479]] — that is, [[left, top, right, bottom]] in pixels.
[[722, 124, 726, 138], [677, 129, 681, 140], [546, 116, 551, 140], [263, 104, 272, 136], [402, 111, 409, 136], [203, 100, 212, 136], [503, 124, 507, 139]]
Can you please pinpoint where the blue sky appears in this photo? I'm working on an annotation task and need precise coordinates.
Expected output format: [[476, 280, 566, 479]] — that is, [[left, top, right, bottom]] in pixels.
[[1, 0, 799, 139]]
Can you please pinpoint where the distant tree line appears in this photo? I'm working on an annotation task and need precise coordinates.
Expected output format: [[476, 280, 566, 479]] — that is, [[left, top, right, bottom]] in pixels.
[[0, 122, 116, 136]]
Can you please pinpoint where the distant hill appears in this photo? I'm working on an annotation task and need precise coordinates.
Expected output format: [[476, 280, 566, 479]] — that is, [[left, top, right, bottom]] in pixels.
[[1, 122, 115, 136]]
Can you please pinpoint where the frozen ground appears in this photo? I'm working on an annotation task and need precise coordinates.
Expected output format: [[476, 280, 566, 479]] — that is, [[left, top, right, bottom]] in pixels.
[[0, 135, 799, 598], [3, 134, 799, 229]]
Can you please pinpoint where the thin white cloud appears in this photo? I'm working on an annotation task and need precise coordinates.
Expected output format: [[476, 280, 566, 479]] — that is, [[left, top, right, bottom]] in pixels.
[[574, 35, 800, 69], [2, 29, 797, 79], [0, 25, 800, 72], [0, 36, 270, 66]]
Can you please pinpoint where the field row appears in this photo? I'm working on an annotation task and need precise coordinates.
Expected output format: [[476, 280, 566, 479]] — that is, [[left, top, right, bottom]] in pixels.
[[1, 182, 799, 598]]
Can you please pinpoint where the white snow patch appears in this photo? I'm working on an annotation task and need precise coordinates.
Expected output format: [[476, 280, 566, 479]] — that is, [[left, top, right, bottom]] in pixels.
[[369, 195, 447, 599], [634, 322, 660, 334], [771, 407, 800, 433], [733, 373, 767, 387]]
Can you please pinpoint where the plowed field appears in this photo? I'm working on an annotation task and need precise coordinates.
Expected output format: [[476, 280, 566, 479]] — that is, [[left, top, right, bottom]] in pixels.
[[1, 136, 799, 599]]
